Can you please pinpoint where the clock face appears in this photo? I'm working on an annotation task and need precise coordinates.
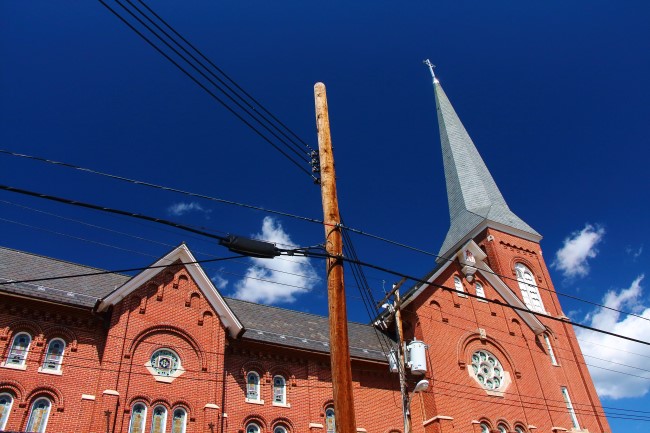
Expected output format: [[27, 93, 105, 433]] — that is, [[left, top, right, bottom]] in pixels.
[[151, 349, 180, 376]]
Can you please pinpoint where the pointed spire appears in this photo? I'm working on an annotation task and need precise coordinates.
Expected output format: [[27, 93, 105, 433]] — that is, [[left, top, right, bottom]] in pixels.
[[428, 67, 541, 259]]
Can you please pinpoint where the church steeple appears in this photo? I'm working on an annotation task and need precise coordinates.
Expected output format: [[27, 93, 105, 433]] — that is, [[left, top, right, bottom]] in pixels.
[[426, 62, 541, 259]]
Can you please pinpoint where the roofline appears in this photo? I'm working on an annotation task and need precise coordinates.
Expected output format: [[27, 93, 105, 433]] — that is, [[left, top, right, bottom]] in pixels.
[[0, 290, 95, 311], [437, 219, 542, 263], [97, 244, 244, 338]]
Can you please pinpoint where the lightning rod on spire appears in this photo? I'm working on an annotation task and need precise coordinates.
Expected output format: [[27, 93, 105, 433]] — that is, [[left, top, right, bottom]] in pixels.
[[423, 59, 439, 83]]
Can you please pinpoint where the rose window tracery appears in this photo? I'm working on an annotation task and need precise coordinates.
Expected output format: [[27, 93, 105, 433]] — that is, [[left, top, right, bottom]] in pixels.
[[471, 350, 504, 391]]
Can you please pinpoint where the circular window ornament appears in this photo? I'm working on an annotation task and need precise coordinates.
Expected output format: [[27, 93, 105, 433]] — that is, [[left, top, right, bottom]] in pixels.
[[471, 350, 504, 391], [151, 349, 180, 376]]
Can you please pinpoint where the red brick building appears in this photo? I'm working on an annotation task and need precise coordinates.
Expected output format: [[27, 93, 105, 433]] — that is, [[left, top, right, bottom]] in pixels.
[[0, 75, 609, 433]]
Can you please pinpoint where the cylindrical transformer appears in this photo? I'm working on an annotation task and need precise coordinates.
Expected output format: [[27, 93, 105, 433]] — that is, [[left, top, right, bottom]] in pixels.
[[407, 340, 427, 375]]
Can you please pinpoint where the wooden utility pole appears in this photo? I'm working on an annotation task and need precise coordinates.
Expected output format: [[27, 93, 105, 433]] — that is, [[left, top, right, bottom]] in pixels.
[[394, 286, 411, 433], [314, 82, 356, 433]]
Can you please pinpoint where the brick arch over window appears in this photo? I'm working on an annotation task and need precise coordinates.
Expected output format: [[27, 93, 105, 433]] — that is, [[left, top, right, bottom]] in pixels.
[[269, 366, 293, 383], [42, 326, 77, 352], [241, 414, 267, 430], [508, 256, 538, 277], [127, 325, 206, 371], [150, 399, 171, 410], [171, 400, 193, 418], [5, 320, 43, 339], [127, 395, 152, 407], [0, 380, 26, 403], [321, 399, 334, 414], [26, 386, 64, 411], [271, 416, 295, 431], [456, 331, 521, 378], [495, 419, 511, 431], [240, 361, 265, 378]]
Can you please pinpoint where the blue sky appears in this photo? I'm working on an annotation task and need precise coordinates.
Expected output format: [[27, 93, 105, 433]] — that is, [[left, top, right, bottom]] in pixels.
[[1, 1, 649, 431]]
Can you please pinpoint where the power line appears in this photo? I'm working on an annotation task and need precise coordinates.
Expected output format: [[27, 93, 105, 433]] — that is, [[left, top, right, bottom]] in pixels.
[[3, 149, 642, 326], [0, 149, 322, 224], [97, 0, 318, 181]]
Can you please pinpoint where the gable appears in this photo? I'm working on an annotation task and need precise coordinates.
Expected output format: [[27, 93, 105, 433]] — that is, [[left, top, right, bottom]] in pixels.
[[401, 240, 545, 335], [97, 244, 243, 338]]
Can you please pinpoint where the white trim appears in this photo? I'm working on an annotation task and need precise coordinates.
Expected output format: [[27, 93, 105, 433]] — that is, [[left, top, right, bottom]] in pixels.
[[400, 260, 453, 310], [81, 394, 96, 401], [103, 389, 120, 396], [357, 429, 367, 432], [244, 398, 264, 405], [272, 402, 291, 408], [204, 403, 219, 409], [97, 244, 243, 338], [309, 423, 324, 429], [551, 428, 568, 432], [37, 366, 63, 375], [423, 416, 453, 426], [0, 362, 27, 371]]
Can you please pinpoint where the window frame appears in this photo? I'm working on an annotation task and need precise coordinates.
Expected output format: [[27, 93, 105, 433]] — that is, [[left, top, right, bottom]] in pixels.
[[246, 371, 261, 402], [325, 407, 335, 433], [171, 407, 187, 433], [273, 375, 286, 405], [543, 333, 558, 366], [515, 263, 545, 313], [42, 338, 66, 372], [7, 332, 32, 367], [25, 397, 52, 433], [453, 276, 467, 297], [246, 422, 261, 433], [479, 422, 490, 433], [128, 402, 147, 433], [475, 282, 486, 299], [150, 405, 167, 433], [0, 392, 14, 430], [561, 386, 581, 430], [274, 426, 288, 433]]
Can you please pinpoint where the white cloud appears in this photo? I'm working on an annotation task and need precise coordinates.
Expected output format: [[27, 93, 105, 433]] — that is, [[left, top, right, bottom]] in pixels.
[[626, 245, 644, 260], [211, 272, 229, 289], [231, 217, 319, 304], [167, 201, 211, 217], [552, 224, 605, 278], [576, 275, 650, 399]]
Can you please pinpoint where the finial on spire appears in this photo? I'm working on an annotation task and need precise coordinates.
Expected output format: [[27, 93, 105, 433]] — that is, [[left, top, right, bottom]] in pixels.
[[423, 59, 439, 83]]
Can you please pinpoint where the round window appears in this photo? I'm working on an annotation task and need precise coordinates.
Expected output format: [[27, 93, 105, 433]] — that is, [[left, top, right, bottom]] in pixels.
[[471, 350, 504, 390], [150, 349, 180, 376]]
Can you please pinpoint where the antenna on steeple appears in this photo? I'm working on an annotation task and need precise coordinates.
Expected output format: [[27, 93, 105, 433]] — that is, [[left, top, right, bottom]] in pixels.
[[423, 59, 439, 83]]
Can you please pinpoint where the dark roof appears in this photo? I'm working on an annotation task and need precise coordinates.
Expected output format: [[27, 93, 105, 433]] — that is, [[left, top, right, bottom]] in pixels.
[[225, 297, 394, 362], [0, 247, 130, 308]]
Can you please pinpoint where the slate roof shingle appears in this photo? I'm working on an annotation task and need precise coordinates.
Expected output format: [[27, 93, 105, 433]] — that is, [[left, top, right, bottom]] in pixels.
[[0, 247, 130, 308], [0, 246, 392, 362]]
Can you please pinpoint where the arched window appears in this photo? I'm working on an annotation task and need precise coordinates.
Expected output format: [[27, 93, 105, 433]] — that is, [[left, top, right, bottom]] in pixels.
[[475, 282, 485, 299], [325, 407, 335, 433], [273, 375, 286, 404], [43, 338, 66, 371], [497, 424, 508, 433], [479, 422, 490, 433], [515, 263, 545, 312], [7, 332, 31, 366], [470, 350, 504, 391], [247, 371, 260, 401], [274, 426, 288, 433], [515, 426, 526, 433], [454, 276, 466, 297], [26, 397, 51, 433], [0, 393, 13, 430], [543, 333, 558, 366], [150, 405, 167, 433], [246, 423, 261, 433], [171, 408, 187, 433], [128, 403, 147, 433]]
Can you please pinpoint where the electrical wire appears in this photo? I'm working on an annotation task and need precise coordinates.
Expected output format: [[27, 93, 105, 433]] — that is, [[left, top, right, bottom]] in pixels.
[[97, 0, 317, 181]]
